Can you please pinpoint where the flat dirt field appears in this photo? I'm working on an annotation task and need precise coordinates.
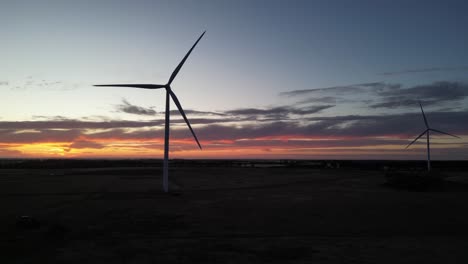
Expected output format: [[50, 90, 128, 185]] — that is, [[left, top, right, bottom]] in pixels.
[[1, 166, 468, 263]]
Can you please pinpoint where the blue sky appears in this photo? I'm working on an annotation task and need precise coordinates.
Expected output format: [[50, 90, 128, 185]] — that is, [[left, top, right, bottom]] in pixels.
[[1, 0, 468, 159]]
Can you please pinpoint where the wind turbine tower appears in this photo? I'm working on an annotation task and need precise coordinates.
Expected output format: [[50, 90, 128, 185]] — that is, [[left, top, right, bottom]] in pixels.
[[405, 101, 460, 171], [95, 31, 205, 192]]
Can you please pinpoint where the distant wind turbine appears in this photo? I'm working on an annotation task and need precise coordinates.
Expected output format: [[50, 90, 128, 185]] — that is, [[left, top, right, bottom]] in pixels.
[[94, 31, 205, 192], [405, 101, 460, 171]]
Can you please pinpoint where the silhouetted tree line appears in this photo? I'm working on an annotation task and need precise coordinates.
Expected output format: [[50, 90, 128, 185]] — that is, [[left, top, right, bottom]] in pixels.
[[0, 159, 466, 171]]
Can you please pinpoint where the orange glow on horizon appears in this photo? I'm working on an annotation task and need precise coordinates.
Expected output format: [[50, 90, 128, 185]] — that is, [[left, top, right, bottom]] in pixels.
[[0, 134, 465, 159]]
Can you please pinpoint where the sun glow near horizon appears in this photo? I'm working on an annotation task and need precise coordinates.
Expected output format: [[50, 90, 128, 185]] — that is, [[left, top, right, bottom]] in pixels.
[[1, 132, 466, 160]]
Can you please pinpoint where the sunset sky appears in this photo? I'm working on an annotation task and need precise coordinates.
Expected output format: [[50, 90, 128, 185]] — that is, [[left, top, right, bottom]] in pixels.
[[1, 0, 468, 159]]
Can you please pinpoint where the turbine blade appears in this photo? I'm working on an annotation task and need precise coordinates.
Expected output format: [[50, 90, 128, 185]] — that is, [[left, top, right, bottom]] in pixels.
[[405, 130, 428, 149], [94, 84, 165, 89], [430, 128, 461, 139], [419, 101, 429, 128], [168, 90, 202, 149], [167, 31, 206, 85]]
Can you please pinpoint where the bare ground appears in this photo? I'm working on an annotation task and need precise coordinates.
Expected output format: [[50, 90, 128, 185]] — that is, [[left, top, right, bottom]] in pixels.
[[1, 166, 468, 263]]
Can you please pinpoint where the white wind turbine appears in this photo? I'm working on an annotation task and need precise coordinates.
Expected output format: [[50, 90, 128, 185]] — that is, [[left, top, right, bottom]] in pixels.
[[405, 101, 460, 171], [94, 31, 205, 192]]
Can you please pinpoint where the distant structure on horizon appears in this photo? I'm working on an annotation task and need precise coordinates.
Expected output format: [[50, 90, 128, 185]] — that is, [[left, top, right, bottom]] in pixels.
[[94, 31, 206, 192], [405, 101, 460, 171]]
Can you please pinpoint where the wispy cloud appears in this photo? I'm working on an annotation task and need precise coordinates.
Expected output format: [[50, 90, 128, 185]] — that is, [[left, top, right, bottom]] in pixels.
[[68, 140, 105, 150], [381, 66, 468, 76], [32, 115, 71, 121], [282, 81, 468, 110], [370, 81, 468, 108], [280, 82, 385, 97], [0, 128, 83, 144], [115, 99, 228, 117], [116, 99, 157, 116], [5, 76, 80, 91], [169, 109, 227, 116], [226, 105, 335, 117], [2, 110, 467, 144], [0, 120, 161, 130]]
